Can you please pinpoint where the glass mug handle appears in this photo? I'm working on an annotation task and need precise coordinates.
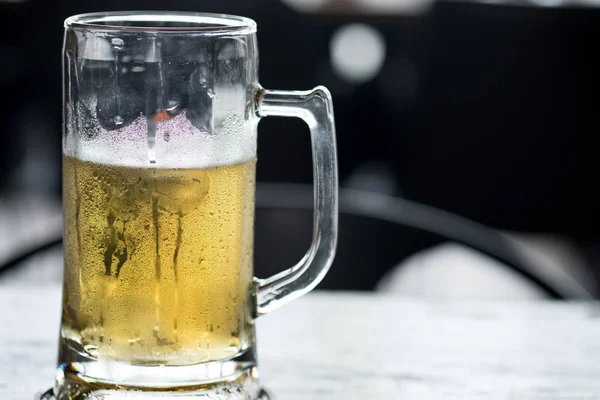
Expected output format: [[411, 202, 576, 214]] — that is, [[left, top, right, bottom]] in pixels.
[[254, 86, 338, 316]]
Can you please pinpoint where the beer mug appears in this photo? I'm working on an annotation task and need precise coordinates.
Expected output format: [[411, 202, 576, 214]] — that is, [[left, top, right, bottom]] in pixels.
[[57, 12, 337, 399]]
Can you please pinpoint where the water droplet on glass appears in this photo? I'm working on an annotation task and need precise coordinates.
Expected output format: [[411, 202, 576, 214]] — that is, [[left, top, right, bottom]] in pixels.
[[167, 100, 179, 112], [113, 116, 124, 126], [164, 132, 171, 142], [111, 38, 124, 51]]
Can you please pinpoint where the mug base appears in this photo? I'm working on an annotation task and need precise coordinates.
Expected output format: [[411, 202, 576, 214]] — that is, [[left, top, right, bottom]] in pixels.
[[51, 345, 264, 400], [39, 385, 272, 400], [46, 368, 268, 399]]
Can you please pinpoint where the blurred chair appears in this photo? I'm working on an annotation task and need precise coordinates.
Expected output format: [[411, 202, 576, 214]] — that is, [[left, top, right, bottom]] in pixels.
[[255, 182, 595, 299], [0, 182, 595, 299]]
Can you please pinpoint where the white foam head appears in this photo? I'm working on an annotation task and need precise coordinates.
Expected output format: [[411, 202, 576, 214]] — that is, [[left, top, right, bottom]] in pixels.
[[65, 99, 256, 169]]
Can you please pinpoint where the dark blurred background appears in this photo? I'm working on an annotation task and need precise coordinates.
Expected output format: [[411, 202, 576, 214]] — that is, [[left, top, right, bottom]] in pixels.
[[1, 0, 598, 298]]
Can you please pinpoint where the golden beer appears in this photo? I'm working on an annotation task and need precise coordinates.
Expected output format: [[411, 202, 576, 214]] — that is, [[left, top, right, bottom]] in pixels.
[[61, 155, 256, 366]]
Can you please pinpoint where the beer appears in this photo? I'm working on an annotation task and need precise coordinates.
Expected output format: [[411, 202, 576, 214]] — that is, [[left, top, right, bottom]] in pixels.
[[61, 155, 256, 366]]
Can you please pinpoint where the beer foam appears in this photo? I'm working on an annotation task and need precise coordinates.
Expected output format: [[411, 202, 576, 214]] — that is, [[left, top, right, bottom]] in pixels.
[[64, 110, 257, 169]]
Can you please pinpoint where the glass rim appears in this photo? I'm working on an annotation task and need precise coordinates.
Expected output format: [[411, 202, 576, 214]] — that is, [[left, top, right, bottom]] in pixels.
[[64, 11, 257, 34]]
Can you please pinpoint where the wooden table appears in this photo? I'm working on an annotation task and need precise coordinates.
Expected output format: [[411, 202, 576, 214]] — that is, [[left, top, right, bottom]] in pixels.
[[2, 285, 600, 399]]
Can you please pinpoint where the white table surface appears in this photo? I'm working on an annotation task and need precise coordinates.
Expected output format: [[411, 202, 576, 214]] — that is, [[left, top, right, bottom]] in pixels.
[[3, 285, 600, 399]]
